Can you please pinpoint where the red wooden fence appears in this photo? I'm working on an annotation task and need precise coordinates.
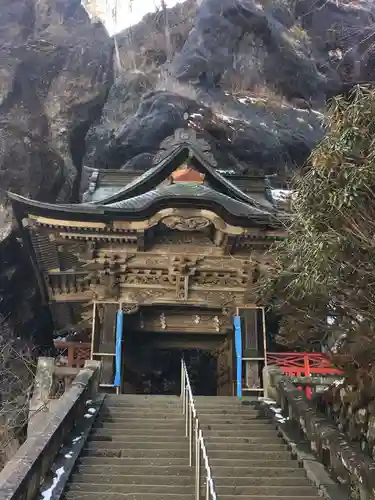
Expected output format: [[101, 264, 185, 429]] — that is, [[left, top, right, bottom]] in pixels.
[[266, 352, 343, 398], [54, 341, 91, 368]]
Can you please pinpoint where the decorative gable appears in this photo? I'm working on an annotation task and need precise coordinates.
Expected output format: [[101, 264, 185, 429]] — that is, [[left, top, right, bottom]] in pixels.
[[170, 164, 205, 184]]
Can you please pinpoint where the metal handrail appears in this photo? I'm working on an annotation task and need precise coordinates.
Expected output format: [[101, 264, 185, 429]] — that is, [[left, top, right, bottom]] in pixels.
[[180, 358, 217, 500]]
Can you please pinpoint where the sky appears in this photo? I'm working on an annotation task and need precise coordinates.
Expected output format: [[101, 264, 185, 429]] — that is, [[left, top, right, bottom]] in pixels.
[[101, 0, 184, 35]]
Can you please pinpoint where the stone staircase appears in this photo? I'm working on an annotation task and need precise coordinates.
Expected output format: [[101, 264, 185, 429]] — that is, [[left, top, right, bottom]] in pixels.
[[62, 395, 194, 500], [61, 394, 325, 500], [195, 396, 323, 500]]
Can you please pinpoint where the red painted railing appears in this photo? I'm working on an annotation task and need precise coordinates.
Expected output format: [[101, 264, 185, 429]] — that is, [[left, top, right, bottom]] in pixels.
[[266, 352, 343, 398], [54, 341, 91, 368]]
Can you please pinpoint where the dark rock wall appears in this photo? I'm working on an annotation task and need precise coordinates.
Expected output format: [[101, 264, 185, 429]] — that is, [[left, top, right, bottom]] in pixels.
[[0, 5, 114, 454], [0, 0, 114, 204], [84, 0, 375, 177], [0, 233, 53, 352]]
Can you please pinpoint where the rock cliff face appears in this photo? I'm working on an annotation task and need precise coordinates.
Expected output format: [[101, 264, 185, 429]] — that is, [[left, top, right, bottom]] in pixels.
[[0, 1, 113, 457], [1, 0, 375, 201], [85, 0, 375, 176], [0, 0, 113, 204], [0, 0, 113, 358]]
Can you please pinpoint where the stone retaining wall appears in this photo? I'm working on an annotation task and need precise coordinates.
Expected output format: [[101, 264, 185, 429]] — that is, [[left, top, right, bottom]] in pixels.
[[0, 360, 101, 500], [317, 381, 375, 460], [275, 377, 375, 500]]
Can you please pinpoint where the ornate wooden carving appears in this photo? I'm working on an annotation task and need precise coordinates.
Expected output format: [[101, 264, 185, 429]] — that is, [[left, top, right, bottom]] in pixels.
[[121, 303, 139, 315], [162, 216, 211, 231], [130, 309, 232, 334], [153, 128, 218, 166]]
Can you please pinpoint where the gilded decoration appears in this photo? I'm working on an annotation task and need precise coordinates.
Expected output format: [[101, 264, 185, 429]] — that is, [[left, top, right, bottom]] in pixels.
[[162, 215, 211, 231]]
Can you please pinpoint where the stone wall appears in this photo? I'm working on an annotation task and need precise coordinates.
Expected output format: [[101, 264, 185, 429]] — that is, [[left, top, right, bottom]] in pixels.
[[318, 380, 375, 460]]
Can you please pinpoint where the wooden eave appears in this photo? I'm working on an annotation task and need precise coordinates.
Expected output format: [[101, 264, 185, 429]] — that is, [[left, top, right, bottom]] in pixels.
[[8, 190, 288, 230], [90, 144, 275, 211]]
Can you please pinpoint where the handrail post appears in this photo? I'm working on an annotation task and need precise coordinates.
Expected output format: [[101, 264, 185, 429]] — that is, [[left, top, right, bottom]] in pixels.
[[181, 360, 186, 415], [189, 405, 193, 466], [195, 421, 200, 500], [185, 391, 189, 437]]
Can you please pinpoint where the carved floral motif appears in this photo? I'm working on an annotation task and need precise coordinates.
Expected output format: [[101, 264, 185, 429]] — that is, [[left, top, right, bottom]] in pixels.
[[162, 216, 211, 232]]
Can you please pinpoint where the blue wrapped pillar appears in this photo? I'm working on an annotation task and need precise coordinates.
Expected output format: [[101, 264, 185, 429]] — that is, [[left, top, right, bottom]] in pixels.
[[233, 315, 242, 399], [114, 310, 123, 388]]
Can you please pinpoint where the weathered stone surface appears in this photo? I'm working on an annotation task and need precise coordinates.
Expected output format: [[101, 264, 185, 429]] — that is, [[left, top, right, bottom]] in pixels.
[[84, 0, 375, 177], [0, 362, 100, 497], [0, 0, 114, 203], [276, 377, 375, 498], [318, 375, 375, 460], [86, 86, 324, 174]]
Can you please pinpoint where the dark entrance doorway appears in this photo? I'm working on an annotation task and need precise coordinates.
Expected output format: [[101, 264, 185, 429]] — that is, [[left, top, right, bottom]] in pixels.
[[123, 330, 228, 396]]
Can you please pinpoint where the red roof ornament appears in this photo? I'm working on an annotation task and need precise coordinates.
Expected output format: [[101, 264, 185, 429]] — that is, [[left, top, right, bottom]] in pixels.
[[170, 164, 205, 183]]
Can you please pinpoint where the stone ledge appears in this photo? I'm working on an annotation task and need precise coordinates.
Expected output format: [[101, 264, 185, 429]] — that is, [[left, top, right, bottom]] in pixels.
[[0, 361, 100, 500], [276, 378, 375, 500]]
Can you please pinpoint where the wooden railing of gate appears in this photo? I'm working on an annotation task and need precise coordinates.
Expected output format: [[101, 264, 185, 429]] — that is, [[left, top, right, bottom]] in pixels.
[[54, 341, 91, 368], [267, 353, 343, 398]]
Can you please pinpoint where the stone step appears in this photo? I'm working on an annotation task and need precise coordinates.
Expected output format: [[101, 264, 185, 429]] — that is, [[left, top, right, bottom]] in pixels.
[[208, 449, 292, 460], [81, 447, 189, 458], [104, 396, 181, 406], [102, 405, 183, 411], [93, 421, 186, 430], [199, 415, 266, 423], [89, 433, 187, 442], [207, 442, 287, 451], [216, 485, 319, 496], [97, 418, 185, 426], [210, 458, 298, 467], [77, 457, 189, 467], [74, 464, 305, 478], [196, 405, 260, 412], [200, 422, 274, 430], [74, 464, 193, 476], [220, 497, 321, 500], [64, 494, 192, 500], [204, 428, 277, 436], [65, 483, 193, 494], [71, 473, 192, 486], [195, 397, 240, 402], [85, 440, 187, 450], [197, 408, 261, 415], [213, 476, 312, 487], [204, 419, 276, 433], [101, 408, 183, 416], [90, 430, 280, 442], [204, 433, 281, 441], [212, 466, 306, 477], [99, 415, 184, 422], [105, 395, 181, 400]]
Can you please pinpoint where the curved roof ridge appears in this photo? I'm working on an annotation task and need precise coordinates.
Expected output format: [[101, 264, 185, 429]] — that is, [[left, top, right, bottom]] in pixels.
[[89, 142, 274, 212]]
